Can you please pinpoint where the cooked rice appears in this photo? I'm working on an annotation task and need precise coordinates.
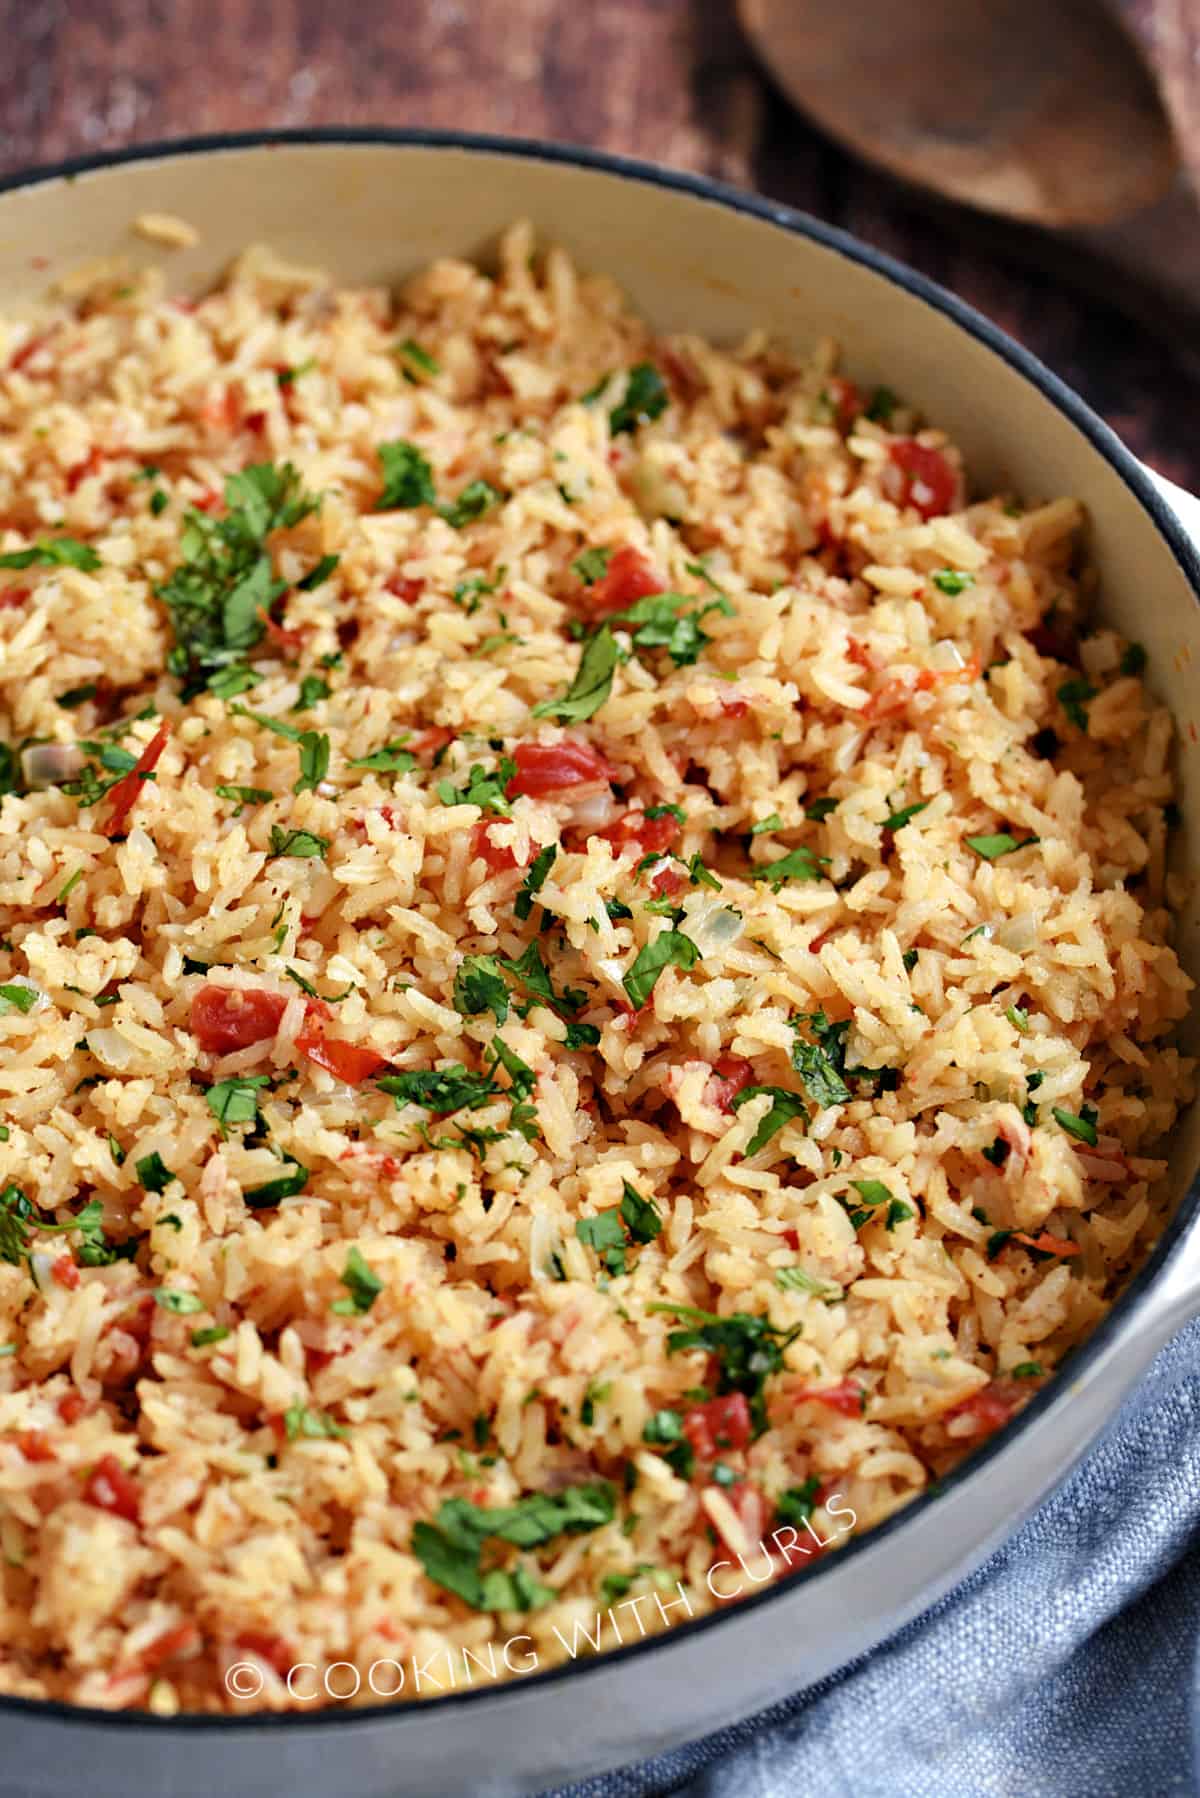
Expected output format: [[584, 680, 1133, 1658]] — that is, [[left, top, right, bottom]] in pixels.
[[0, 223, 1192, 1713]]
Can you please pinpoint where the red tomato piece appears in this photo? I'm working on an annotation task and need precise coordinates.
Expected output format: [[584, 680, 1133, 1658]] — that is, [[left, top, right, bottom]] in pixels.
[[888, 441, 957, 520], [944, 1380, 1022, 1438], [82, 1453, 141, 1523], [718, 693, 750, 718], [16, 1429, 55, 1463], [262, 612, 304, 654], [683, 1392, 753, 1460], [507, 739, 614, 799], [705, 1055, 755, 1114], [100, 722, 169, 838], [0, 585, 30, 610], [296, 1022, 387, 1086], [190, 985, 288, 1055], [51, 1256, 80, 1290], [862, 676, 915, 722], [595, 808, 681, 857], [791, 1380, 866, 1418], [1012, 1230, 1080, 1258], [136, 1623, 200, 1676], [826, 377, 861, 432], [57, 1390, 88, 1425], [65, 447, 105, 492], [9, 334, 48, 372], [915, 655, 981, 692], [583, 545, 664, 617], [234, 1630, 294, 1677], [386, 576, 424, 604], [650, 864, 688, 899], [471, 820, 525, 873]]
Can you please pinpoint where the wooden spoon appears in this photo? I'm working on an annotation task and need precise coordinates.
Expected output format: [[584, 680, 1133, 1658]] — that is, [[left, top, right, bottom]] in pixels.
[[738, 0, 1200, 337]]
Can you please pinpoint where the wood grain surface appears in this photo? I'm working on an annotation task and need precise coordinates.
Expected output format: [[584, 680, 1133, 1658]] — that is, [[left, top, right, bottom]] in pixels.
[[0, 0, 1197, 490]]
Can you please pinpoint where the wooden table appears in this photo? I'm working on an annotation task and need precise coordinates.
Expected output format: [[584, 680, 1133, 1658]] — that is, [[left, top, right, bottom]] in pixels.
[[2, 0, 1196, 490]]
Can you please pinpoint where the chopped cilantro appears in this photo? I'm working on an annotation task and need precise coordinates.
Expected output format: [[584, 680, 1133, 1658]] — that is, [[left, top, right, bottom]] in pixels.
[[532, 624, 620, 723], [152, 1287, 205, 1315], [866, 386, 897, 423], [749, 845, 828, 889], [775, 1476, 822, 1527], [215, 783, 273, 811], [882, 800, 929, 832], [0, 536, 100, 572], [244, 1162, 308, 1207], [1005, 1004, 1030, 1034], [1120, 642, 1147, 676], [395, 338, 440, 378], [1052, 1106, 1098, 1146], [0, 984, 38, 1015], [515, 842, 557, 921], [608, 363, 668, 436], [454, 954, 510, 1024], [750, 813, 782, 836], [1058, 679, 1097, 732], [931, 570, 974, 595], [965, 833, 1038, 860], [191, 1325, 231, 1348], [348, 737, 416, 775], [572, 546, 613, 585], [267, 826, 329, 860], [293, 730, 330, 794], [283, 1404, 346, 1442], [622, 928, 699, 1009], [204, 1073, 269, 1134], [440, 480, 502, 529], [57, 683, 98, 709], [331, 1244, 383, 1315], [136, 1152, 176, 1193], [411, 1482, 615, 1612], [732, 1085, 808, 1155], [376, 440, 437, 510], [292, 674, 331, 711], [296, 553, 339, 592], [775, 1265, 841, 1300], [437, 758, 516, 817]]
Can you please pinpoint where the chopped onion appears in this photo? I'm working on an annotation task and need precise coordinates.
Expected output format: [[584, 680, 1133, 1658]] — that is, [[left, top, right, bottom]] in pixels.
[[28, 1251, 55, 1295], [86, 1027, 132, 1071], [529, 1208, 563, 1283], [21, 743, 83, 789], [681, 890, 745, 958], [993, 915, 1039, 953], [566, 787, 620, 832], [928, 638, 967, 672], [833, 730, 865, 774]]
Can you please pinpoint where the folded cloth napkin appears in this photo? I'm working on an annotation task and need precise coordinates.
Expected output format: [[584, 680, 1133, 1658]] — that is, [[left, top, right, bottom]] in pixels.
[[556, 1315, 1200, 1798]]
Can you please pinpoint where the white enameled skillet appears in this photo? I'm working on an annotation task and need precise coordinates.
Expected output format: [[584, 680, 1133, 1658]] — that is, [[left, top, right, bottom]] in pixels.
[[0, 132, 1197, 1798]]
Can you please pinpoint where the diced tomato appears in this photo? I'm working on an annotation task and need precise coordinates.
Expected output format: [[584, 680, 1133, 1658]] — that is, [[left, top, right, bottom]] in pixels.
[[915, 655, 980, 692], [718, 693, 750, 718], [57, 1390, 88, 1425], [51, 1256, 80, 1290], [413, 725, 453, 758], [135, 1622, 200, 1675], [16, 1429, 55, 1462], [471, 819, 526, 873], [944, 1380, 1023, 1438], [595, 807, 680, 857], [651, 864, 687, 899], [845, 637, 873, 669], [200, 388, 238, 432], [243, 410, 267, 436], [1012, 1230, 1080, 1258], [705, 1054, 755, 1114], [507, 739, 614, 799], [100, 722, 169, 838], [781, 1227, 801, 1250], [683, 1392, 753, 1461], [583, 545, 664, 617], [826, 377, 861, 432], [234, 1630, 294, 1677], [296, 1020, 387, 1086], [82, 1453, 141, 1522], [193, 489, 222, 514], [65, 447, 105, 492], [386, 575, 424, 604], [0, 585, 30, 610], [888, 441, 958, 520], [791, 1380, 865, 1418], [10, 334, 48, 372], [861, 675, 915, 721], [190, 985, 288, 1055], [262, 612, 304, 654]]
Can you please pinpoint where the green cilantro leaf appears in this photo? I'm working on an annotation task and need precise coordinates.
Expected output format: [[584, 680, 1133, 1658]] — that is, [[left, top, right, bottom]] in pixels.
[[293, 730, 330, 794], [205, 1073, 269, 1134], [267, 826, 329, 860], [572, 547, 613, 585], [532, 624, 620, 723], [515, 842, 557, 921], [622, 929, 699, 1009], [453, 954, 511, 1024], [331, 1244, 383, 1315], [965, 833, 1039, 860], [609, 364, 668, 436], [731, 1085, 808, 1155], [0, 536, 100, 572], [376, 440, 437, 510]]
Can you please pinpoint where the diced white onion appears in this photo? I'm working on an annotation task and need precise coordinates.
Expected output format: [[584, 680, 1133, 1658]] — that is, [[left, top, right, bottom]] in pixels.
[[28, 1251, 55, 1294], [566, 787, 620, 832], [21, 743, 83, 789], [681, 890, 745, 958], [529, 1208, 562, 1283], [993, 915, 1039, 953], [928, 638, 967, 672]]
